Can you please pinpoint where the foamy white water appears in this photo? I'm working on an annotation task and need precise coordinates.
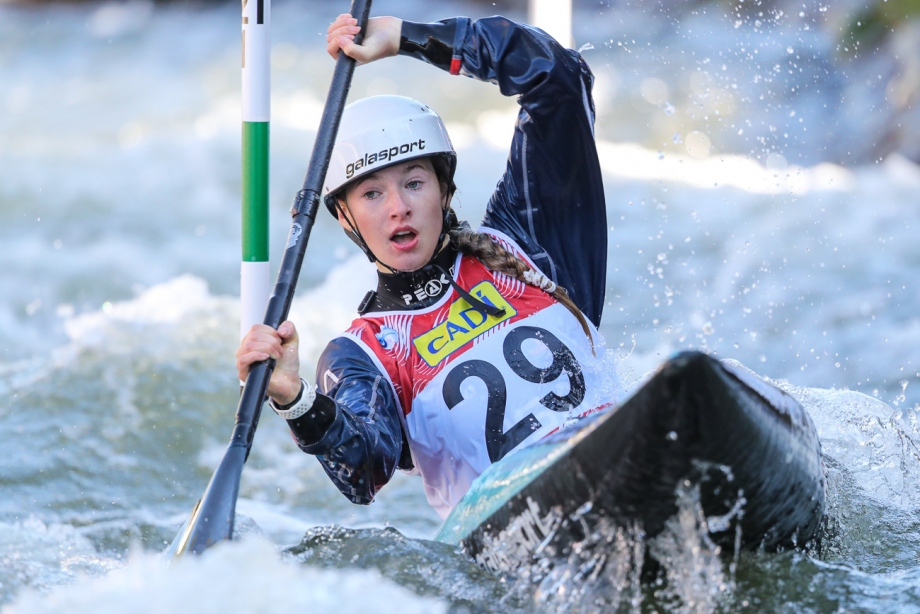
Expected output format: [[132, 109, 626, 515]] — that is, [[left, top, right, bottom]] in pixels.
[[1, 0, 919, 612], [3, 536, 447, 614]]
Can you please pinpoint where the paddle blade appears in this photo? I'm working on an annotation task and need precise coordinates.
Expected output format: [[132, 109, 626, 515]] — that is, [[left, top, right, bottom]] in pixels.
[[165, 0, 372, 560], [166, 444, 248, 557]]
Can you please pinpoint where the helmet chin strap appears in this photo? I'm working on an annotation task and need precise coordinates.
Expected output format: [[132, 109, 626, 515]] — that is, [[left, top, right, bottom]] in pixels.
[[335, 194, 453, 274], [335, 198, 505, 318]]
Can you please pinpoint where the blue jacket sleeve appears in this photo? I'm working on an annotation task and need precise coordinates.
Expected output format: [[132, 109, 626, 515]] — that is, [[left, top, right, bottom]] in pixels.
[[400, 17, 608, 327], [289, 16, 609, 508], [286, 336, 407, 506]]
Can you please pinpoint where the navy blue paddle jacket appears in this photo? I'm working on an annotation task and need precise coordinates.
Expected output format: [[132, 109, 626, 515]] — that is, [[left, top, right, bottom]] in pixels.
[[281, 15, 609, 507]]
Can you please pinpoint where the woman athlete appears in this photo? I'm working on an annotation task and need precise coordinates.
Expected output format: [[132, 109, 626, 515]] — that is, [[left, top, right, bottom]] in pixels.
[[236, 12, 622, 518]]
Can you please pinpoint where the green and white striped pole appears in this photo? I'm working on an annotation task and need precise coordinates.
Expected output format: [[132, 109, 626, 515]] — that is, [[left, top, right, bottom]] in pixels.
[[241, 0, 270, 340]]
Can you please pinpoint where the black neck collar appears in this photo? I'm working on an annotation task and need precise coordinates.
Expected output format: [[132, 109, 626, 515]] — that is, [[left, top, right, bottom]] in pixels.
[[358, 244, 460, 314]]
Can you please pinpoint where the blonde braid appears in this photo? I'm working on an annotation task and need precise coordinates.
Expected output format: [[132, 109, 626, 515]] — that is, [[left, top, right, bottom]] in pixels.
[[449, 222, 595, 350]]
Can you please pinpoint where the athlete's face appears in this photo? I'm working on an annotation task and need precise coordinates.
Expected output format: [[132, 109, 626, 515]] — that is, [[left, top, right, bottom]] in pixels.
[[337, 158, 449, 273]]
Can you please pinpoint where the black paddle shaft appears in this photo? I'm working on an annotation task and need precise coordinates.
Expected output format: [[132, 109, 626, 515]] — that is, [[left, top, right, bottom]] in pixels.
[[169, 0, 372, 557], [233, 0, 372, 458]]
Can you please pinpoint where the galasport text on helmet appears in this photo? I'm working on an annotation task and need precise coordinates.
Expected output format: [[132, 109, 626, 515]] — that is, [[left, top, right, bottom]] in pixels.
[[323, 95, 457, 216]]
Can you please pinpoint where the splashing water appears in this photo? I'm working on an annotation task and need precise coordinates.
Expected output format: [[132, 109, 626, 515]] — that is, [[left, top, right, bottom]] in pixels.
[[2, 0, 919, 612]]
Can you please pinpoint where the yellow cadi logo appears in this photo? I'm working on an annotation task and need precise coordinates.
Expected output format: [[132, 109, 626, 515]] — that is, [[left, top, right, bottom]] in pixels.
[[413, 282, 516, 367]]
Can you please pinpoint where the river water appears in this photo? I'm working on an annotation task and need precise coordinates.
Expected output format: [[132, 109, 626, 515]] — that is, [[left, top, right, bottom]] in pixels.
[[1, 0, 919, 612]]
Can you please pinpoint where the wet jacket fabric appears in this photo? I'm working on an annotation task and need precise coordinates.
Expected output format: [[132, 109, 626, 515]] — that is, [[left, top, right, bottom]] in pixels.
[[282, 16, 610, 510]]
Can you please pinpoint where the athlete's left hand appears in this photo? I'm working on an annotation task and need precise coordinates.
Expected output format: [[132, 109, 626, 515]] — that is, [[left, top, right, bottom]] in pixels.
[[326, 14, 401, 64]]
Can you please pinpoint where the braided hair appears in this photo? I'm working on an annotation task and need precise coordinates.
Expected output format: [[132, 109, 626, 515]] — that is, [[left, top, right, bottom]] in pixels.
[[447, 213, 594, 349], [422, 155, 594, 348]]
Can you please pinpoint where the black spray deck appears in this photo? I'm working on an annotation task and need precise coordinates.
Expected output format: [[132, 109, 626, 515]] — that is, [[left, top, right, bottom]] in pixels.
[[436, 350, 827, 573]]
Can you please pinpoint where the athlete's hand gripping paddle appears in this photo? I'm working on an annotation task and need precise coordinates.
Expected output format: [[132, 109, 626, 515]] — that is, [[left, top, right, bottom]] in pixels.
[[168, 0, 372, 557]]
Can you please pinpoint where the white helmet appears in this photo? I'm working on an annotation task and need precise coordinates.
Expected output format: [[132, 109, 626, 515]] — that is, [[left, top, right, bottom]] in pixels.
[[323, 95, 456, 216]]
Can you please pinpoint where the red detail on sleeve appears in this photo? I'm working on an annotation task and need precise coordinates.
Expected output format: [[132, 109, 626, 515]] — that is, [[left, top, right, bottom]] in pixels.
[[449, 57, 462, 75]]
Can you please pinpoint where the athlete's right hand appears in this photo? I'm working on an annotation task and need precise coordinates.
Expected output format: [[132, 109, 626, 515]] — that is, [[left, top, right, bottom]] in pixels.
[[326, 14, 401, 64], [236, 321, 302, 406]]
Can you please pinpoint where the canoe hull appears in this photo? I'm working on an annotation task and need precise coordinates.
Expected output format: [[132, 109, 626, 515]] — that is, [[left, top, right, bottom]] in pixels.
[[436, 351, 826, 573]]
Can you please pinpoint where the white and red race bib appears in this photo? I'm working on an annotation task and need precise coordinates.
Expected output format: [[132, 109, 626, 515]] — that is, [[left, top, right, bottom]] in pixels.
[[341, 235, 611, 517]]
